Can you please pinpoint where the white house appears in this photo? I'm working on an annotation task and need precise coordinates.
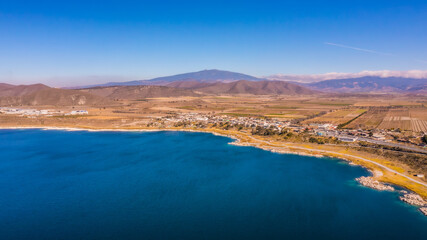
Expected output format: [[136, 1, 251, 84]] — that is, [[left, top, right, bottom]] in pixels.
[[70, 110, 89, 115]]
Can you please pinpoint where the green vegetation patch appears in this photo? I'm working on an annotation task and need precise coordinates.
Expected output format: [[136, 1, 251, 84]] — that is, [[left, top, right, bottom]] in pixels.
[[266, 106, 299, 109], [223, 113, 258, 117], [338, 111, 366, 129], [177, 106, 196, 110], [316, 102, 353, 106], [52, 115, 91, 119]]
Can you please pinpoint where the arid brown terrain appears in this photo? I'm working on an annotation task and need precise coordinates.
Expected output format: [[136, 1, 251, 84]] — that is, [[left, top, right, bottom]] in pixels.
[[1, 69, 427, 200], [1, 79, 427, 200]]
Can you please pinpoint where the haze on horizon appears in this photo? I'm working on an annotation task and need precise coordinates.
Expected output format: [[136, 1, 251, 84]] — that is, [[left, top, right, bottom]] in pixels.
[[1, 0, 426, 87]]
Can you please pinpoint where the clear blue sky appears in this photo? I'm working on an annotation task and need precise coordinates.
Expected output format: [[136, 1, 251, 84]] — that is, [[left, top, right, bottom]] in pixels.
[[1, 0, 426, 86]]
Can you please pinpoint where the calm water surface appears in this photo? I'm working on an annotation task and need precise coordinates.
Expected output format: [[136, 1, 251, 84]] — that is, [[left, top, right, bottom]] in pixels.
[[0, 129, 426, 239]]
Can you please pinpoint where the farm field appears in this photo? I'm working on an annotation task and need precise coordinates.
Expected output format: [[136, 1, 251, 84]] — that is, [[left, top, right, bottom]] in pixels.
[[2, 94, 427, 132], [144, 96, 348, 120], [304, 108, 366, 125], [378, 108, 412, 131], [342, 106, 427, 132], [376, 107, 427, 132], [409, 108, 427, 132], [346, 107, 389, 129]]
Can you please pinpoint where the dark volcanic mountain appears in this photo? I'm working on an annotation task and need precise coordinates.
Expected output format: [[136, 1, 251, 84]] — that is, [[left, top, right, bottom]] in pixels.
[[0, 83, 107, 106], [144, 69, 262, 84], [80, 85, 200, 100], [307, 76, 427, 93], [77, 69, 264, 88], [168, 80, 317, 95]]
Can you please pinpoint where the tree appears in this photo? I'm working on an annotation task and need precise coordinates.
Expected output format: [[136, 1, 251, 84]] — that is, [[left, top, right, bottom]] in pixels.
[[309, 137, 325, 144]]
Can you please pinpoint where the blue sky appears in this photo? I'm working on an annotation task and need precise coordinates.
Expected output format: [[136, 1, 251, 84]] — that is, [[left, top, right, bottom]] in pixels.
[[1, 0, 426, 86]]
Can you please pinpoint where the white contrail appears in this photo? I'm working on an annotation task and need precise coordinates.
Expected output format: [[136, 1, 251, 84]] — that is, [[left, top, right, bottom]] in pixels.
[[324, 42, 393, 56]]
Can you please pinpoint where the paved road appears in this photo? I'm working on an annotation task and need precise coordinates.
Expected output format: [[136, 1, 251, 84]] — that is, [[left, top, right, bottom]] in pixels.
[[243, 134, 427, 188], [358, 137, 427, 155]]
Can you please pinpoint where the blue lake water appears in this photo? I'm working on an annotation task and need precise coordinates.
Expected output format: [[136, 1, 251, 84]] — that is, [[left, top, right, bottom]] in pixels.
[[0, 129, 426, 239]]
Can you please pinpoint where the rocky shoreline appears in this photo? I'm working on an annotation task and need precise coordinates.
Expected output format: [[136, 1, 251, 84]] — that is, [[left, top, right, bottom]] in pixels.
[[399, 192, 427, 216], [356, 176, 427, 216], [356, 176, 395, 191], [233, 137, 427, 218], [399, 192, 427, 206]]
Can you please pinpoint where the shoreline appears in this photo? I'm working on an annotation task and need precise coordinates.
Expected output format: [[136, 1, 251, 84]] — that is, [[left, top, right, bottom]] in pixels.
[[1, 125, 427, 216]]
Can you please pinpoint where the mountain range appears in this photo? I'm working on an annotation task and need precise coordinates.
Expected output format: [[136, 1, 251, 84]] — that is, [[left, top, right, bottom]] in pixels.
[[74, 69, 427, 94], [78, 69, 264, 88], [0, 84, 107, 106], [307, 76, 427, 93], [1, 70, 426, 106]]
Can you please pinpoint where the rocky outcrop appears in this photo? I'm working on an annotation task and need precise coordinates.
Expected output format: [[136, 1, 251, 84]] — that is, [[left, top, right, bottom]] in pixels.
[[355, 176, 394, 191], [399, 193, 427, 206], [399, 192, 427, 216]]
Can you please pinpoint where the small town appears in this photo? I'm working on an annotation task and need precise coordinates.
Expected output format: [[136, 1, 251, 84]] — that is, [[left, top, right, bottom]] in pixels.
[[145, 112, 427, 152], [2, 107, 426, 155]]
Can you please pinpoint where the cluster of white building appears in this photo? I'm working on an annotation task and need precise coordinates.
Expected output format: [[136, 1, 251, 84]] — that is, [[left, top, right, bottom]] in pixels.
[[159, 113, 412, 145], [0, 107, 88, 117], [161, 113, 291, 130], [67, 110, 89, 116]]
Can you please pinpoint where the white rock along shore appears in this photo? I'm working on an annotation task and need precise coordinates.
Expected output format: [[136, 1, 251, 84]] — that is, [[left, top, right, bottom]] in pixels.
[[356, 176, 395, 191]]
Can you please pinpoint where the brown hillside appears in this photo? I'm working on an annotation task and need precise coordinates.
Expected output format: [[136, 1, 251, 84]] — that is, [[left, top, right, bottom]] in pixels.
[[0, 83, 15, 90], [0, 83, 108, 106], [80, 85, 200, 100], [171, 80, 317, 95], [0, 84, 51, 97], [167, 80, 213, 89]]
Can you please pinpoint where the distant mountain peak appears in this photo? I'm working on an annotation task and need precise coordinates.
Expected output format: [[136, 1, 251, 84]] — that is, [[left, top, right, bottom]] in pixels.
[[144, 69, 263, 84], [74, 69, 264, 89]]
